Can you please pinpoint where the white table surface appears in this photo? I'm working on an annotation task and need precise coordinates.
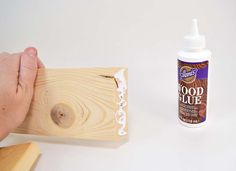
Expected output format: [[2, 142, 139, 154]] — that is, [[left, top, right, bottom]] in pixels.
[[1, 0, 236, 170]]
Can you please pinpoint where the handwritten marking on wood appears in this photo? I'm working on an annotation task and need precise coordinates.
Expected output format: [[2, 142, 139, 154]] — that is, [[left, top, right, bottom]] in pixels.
[[0, 142, 40, 171], [14, 68, 128, 141]]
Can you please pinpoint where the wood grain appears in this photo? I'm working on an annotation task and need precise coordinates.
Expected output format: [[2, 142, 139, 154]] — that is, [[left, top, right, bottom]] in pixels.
[[14, 68, 128, 141], [0, 142, 40, 171]]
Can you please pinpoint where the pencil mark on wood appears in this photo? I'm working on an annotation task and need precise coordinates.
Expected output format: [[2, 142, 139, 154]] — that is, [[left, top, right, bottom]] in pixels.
[[99, 75, 118, 88]]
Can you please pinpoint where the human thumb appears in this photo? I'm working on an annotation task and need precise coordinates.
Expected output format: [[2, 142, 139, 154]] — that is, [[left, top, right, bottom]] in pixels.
[[18, 47, 38, 93]]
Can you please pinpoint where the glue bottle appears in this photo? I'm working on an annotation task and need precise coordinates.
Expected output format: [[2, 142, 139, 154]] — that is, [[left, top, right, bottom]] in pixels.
[[178, 19, 211, 127]]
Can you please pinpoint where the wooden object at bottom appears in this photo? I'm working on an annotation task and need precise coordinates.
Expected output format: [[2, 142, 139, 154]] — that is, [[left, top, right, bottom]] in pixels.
[[0, 142, 40, 171], [14, 68, 128, 141]]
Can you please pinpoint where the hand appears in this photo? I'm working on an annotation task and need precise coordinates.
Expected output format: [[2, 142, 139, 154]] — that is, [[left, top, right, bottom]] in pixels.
[[0, 47, 44, 140]]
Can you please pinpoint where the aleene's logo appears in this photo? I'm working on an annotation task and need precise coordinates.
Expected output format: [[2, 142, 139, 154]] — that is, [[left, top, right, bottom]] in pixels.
[[180, 66, 198, 83]]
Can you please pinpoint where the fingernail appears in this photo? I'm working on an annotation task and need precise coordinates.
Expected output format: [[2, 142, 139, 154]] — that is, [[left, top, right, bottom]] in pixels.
[[24, 47, 37, 57]]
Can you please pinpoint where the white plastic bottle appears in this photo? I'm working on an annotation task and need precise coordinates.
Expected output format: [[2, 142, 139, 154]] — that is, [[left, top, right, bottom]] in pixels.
[[178, 19, 211, 127]]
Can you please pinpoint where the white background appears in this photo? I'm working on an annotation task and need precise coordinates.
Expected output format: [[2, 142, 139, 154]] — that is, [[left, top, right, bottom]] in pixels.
[[1, 0, 236, 170]]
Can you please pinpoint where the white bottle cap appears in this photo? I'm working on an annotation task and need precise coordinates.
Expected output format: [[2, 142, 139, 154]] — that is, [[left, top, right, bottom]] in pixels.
[[183, 19, 206, 51]]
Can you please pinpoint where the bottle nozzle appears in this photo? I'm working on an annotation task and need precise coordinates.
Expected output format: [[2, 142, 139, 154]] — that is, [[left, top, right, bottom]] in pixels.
[[183, 18, 206, 50], [190, 18, 199, 37]]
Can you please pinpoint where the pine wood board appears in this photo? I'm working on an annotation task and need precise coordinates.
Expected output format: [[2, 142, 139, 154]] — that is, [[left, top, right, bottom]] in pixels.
[[0, 142, 40, 171], [14, 68, 128, 141]]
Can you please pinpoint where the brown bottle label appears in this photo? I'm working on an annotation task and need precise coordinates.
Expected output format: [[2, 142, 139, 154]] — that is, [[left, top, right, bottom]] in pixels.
[[178, 60, 208, 124]]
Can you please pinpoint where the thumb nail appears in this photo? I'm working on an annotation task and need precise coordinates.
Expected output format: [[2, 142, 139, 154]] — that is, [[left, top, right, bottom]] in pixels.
[[24, 47, 37, 57]]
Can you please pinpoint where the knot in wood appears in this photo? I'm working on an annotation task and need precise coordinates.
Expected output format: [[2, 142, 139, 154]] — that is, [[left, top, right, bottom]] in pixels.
[[50, 103, 75, 128]]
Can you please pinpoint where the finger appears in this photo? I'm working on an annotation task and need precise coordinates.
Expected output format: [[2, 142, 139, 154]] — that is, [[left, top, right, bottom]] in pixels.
[[37, 58, 44, 68], [0, 53, 21, 92], [0, 52, 10, 58], [7, 53, 21, 88], [18, 47, 38, 93], [9, 52, 22, 72], [37, 57, 45, 68], [24, 47, 44, 68]]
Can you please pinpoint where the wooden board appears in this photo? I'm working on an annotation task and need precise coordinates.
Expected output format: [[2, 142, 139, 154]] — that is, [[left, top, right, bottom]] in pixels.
[[0, 142, 40, 171], [14, 68, 128, 141]]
